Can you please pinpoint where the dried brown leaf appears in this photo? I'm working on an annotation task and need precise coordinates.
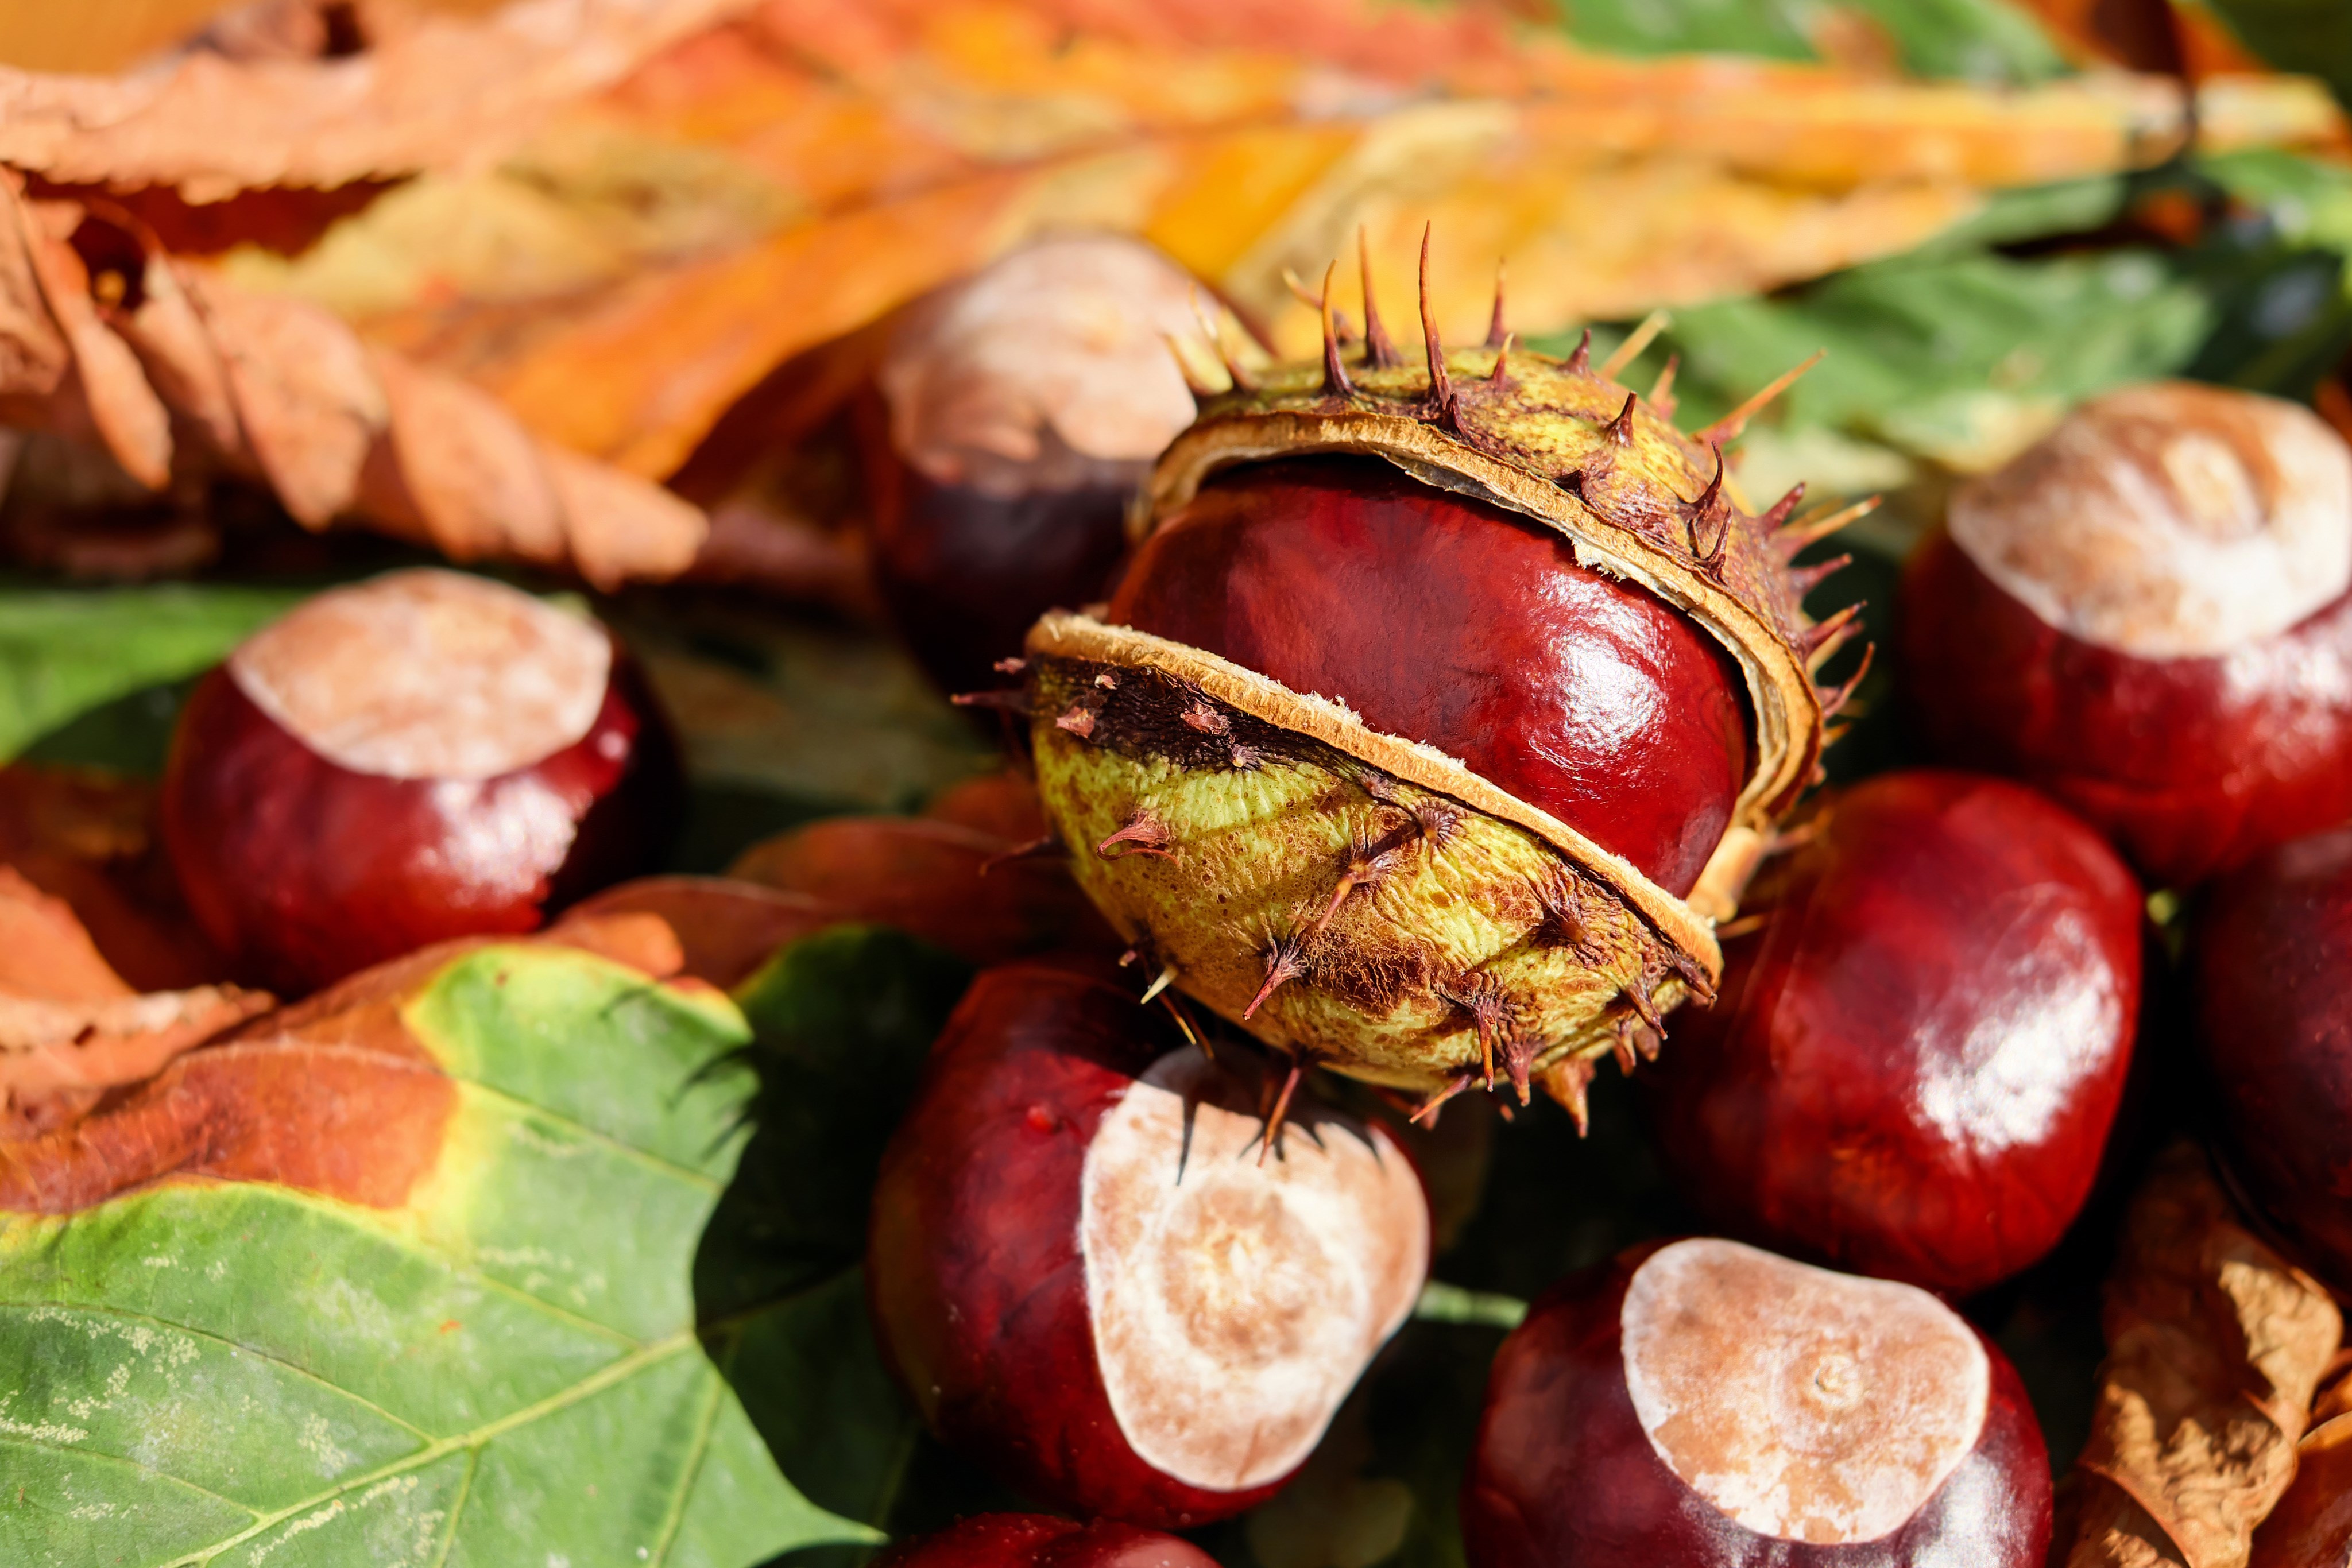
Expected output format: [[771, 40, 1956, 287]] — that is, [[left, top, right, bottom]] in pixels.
[[0, 983, 273, 1140], [0, 174, 707, 586], [2250, 1413, 2352, 1568], [0, 764, 228, 993], [0, 864, 132, 1002], [13, 196, 173, 489], [2063, 1142, 2345, 1568], [0, 0, 759, 200], [563, 876, 841, 989], [185, 266, 382, 523], [729, 813, 1115, 967]]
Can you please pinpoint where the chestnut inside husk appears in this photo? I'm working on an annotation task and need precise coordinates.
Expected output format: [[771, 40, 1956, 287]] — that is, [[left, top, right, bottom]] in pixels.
[[1021, 239, 1859, 1116]]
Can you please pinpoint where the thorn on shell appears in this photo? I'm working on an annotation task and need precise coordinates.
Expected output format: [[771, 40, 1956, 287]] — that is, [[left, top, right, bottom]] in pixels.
[[1096, 807, 1178, 861], [1244, 932, 1310, 1019], [1539, 1053, 1599, 1137], [1181, 700, 1230, 735]]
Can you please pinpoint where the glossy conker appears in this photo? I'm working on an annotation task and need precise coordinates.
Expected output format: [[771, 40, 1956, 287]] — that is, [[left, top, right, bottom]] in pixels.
[[161, 568, 680, 993], [874, 1514, 1217, 1568], [867, 958, 1429, 1528], [1643, 769, 2142, 1295], [1112, 455, 1749, 897], [1023, 242, 1850, 1105], [2192, 822, 2352, 1291], [1902, 381, 2352, 889], [863, 236, 1206, 696], [1461, 1237, 2052, 1567]]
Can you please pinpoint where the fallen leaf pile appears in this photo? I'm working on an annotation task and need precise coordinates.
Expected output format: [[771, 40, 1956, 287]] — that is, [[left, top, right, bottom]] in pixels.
[[0, 0, 2340, 590], [0, 171, 707, 588], [2061, 1141, 2345, 1568]]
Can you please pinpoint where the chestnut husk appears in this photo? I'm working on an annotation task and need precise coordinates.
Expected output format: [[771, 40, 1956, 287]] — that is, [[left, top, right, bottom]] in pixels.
[[1022, 247, 1854, 1108]]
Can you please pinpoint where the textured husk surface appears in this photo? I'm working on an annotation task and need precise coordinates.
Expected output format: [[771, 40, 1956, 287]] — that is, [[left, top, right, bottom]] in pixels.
[[1027, 337, 1830, 1095]]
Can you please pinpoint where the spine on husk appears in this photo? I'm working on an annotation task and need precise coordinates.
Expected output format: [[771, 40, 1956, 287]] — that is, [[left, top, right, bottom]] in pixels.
[[1015, 232, 1863, 1124]]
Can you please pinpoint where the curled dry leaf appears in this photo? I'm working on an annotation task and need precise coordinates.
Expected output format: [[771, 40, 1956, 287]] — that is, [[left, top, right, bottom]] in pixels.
[[0, 0, 757, 200], [2249, 1412, 2352, 1568], [0, 863, 134, 1002], [563, 876, 841, 990], [0, 763, 227, 992], [728, 776, 1115, 967], [0, 172, 706, 588], [2061, 1142, 2344, 1568], [0, 862, 271, 1139]]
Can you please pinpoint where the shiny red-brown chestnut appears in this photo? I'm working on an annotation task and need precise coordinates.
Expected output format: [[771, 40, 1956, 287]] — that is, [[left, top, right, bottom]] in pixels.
[[161, 568, 680, 993], [862, 235, 1208, 696], [2192, 823, 2352, 1292], [874, 1514, 1218, 1568], [1112, 454, 1751, 898], [1901, 381, 2352, 889], [866, 958, 1429, 1528], [1642, 770, 2141, 1295], [1461, 1237, 2052, 1568]]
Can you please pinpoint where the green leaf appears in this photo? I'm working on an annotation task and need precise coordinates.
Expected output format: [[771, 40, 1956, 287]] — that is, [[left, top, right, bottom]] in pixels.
[[1, 943, 865, 1567], [0, 585, 302, 764], [1543, 0, 2066, 82], [2205, 0, 2352, 111], [693, 928, 1011, 1542]]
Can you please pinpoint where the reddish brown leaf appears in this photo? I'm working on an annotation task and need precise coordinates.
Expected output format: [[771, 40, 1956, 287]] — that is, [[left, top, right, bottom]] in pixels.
[[0, 917, 684, 1216], [2062, 1143, 2345, 1568], [0, 172, 707, 587], [564, 876, 841, 989], [2249, 1410, 2352, 1568], [923, 768, 1050, 842], [0, 865, 131, 1002], [0, 984, 273, 1140], [729, 812, 1114, 966], [0, 0, 756, 199], [0, 765, 230, 993], [13, 193, 172, 489]]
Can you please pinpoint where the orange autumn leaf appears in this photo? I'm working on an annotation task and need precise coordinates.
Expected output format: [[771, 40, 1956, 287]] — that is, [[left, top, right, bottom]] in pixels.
[[0, 172, 706, 586], [0, 861, 271, 1141], [2250, 1410, 2352, 1568], [2061, 1143, 2344, 1568], [0, 0, 755, 201], [0, 764, 226, 994]]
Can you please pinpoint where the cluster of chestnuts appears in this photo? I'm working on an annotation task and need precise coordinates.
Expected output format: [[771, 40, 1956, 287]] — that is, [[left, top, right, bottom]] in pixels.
[[149, 229, 2352, 1566]]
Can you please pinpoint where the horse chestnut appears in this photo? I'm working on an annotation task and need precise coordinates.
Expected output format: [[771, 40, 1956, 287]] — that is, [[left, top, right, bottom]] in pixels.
[[1643, 769, 2141, 1296], [161, 568, 679, 992], [876, 1515, 1217, 1568], [1902, 381, 2352, 889], [867, 959, 1429, 1527], [1024, 238, 1856, 1110], [1112, 455, 1749, 898], [864, 236, 1208, 696], [2192, 822, 2352, 1291], [1460, 1237, 2052, 1567]]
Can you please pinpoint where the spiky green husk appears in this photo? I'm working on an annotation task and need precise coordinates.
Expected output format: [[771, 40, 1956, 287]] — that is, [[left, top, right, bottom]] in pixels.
[[1030, 652, 1693, 1098]]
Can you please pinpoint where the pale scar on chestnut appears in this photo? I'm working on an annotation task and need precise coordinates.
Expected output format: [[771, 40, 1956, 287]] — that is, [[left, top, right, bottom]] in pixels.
[[1079, 1047, 1429, 1493], [1620, 1238, 1990, 1546]]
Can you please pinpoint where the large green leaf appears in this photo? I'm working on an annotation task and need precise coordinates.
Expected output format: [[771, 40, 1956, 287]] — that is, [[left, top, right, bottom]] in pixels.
[[693, 927, 1012, 1547], [0, 585, 301, 764], [0, 940, 864, 1567]]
